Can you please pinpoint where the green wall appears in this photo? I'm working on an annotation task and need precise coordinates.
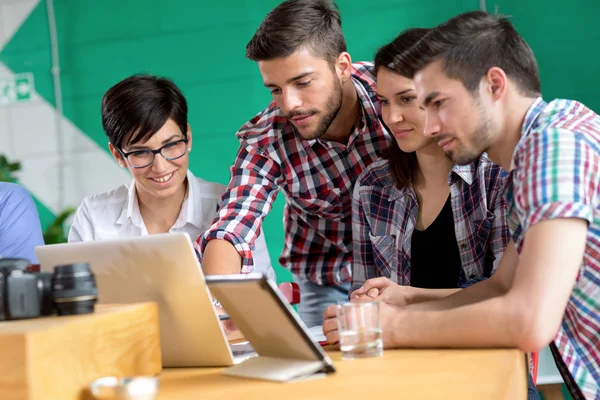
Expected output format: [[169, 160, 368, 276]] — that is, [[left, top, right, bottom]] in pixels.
[[0, 0, 478, 281], [491, 0, 600, 113], [1, 0, 598, 285]]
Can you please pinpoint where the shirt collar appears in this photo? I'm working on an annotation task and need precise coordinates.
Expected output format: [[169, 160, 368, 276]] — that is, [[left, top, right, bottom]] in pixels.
[[115, 169, 199, 229], [116, 179, 140, 226], [386, 161, 477, 202], [172, 170, 198, 229], [448, 162, 476, 186], [387, 184, 410, 202], [509, 96, 546, 171]]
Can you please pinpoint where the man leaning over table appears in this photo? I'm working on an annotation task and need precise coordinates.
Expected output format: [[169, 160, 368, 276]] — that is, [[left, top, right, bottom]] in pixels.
[[196, 0, 390, 328]]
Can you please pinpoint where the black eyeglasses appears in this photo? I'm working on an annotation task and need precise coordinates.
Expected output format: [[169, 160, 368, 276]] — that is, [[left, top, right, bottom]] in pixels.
[[120, 138, 189, 169]]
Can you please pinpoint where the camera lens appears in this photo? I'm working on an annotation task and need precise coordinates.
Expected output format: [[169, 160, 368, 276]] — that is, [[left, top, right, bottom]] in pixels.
[[51, 263, 98, 316], [36, 272, 55, 316]]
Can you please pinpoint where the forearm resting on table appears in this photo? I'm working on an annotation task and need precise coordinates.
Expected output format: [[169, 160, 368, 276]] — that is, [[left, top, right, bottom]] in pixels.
[[202, 239, 242, 275], [406, 287, 462, 305], [389, 293, 522, 349], [352, 281, 461, 306], [389, 220, 588, 351], [406, 277, 508, 312]]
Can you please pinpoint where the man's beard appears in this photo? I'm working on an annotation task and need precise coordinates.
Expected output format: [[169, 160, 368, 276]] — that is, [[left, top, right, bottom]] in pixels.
[[446, 103, 494, 165], [287, 76, 343, 140]]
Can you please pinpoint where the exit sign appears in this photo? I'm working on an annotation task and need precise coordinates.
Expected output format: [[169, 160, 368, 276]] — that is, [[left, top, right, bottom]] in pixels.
[[0, 73, 34, 105]]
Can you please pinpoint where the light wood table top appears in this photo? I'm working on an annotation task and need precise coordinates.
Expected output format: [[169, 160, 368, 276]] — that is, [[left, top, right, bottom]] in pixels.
[[157, 348, 528, 399]]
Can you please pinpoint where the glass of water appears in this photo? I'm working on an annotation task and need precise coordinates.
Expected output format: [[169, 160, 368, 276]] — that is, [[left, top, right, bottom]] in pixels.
[[336, 300, 383, 359]]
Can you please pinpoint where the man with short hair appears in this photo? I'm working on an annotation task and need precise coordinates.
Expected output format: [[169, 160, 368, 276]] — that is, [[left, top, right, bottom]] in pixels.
[[0, 182, 45, 264], [324, 11, 599, 399], [197, 0, 389, 327]]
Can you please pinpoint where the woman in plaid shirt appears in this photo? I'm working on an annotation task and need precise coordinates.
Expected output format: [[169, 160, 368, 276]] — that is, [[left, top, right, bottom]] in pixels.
[[350, 28, 510, 306]]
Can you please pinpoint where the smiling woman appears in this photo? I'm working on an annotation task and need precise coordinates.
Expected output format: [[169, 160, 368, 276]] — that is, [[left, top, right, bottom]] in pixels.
[[111, 118, 191, 209], [66, 74, 276, 281]]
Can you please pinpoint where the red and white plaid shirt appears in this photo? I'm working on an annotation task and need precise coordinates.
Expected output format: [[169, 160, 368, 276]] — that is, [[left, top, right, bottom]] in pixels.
[[197, 62, 390, 286]]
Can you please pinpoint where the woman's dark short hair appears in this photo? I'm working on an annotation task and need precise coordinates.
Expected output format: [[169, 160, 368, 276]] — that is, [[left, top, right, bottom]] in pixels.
[[101, 75, 188, 149]]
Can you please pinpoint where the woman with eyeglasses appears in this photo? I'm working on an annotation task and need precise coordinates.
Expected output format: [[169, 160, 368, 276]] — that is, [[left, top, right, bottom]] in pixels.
[[68, 74, 275, 281]]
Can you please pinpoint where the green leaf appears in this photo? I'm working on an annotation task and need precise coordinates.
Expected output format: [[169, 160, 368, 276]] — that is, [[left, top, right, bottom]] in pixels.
[[43, 207, 76, 245], [0, 153, 21, 182]]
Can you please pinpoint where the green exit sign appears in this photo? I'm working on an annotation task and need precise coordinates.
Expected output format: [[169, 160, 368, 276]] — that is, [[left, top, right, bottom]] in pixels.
[[0, 73, 34, 105]]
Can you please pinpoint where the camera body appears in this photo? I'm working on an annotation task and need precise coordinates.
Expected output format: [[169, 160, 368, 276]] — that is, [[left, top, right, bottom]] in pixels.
[[0, 258, 98, 321]]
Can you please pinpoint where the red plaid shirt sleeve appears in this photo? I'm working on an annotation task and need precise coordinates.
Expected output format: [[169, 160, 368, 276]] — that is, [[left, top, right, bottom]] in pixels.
[[195, 144, 281, 272]]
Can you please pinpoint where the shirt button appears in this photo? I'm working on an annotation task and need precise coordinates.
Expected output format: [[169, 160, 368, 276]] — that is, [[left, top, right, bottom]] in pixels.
[[460, 243, 467, 249]]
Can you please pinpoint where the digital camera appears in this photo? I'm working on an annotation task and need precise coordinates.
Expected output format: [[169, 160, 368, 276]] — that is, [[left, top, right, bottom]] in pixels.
[[0, 258, 98, 321]]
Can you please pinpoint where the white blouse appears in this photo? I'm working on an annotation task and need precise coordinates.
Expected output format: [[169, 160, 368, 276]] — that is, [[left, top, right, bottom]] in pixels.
[[68, 170, 276, 281]]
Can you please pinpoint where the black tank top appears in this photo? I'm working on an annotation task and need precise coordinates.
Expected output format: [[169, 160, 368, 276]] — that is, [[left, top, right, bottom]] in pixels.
[[410, 195, 462, 289]]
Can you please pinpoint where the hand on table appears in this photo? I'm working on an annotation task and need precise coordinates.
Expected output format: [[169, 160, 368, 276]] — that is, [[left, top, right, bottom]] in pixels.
[[351, 277, 411, 307], [322, 300, 402, 349]]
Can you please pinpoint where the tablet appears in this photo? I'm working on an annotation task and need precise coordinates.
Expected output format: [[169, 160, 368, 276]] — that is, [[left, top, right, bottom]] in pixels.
[[206, 273, 335, 374]]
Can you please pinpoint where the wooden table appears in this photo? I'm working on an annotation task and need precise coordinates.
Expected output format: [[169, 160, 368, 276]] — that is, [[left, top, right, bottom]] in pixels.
[[157, 348, 528, 399]]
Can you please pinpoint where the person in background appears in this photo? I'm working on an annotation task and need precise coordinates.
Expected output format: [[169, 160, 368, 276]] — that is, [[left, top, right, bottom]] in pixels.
[[68, 75, 276, 283], [351, 27, 509, 306], [0, 182, 45, 264], [197, 0, 390, 328]]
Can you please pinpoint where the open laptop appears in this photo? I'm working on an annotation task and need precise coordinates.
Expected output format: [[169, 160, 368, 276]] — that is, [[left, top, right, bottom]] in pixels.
[[35, 232, 254, 368]]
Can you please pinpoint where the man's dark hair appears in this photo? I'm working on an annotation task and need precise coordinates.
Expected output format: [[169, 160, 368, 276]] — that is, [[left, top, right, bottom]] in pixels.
[[101, 75, 188, 149], [246, 0, 347, 64], [374, 28, 430, 189], [393, 11, 541, 97]]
